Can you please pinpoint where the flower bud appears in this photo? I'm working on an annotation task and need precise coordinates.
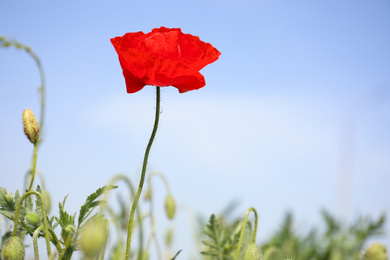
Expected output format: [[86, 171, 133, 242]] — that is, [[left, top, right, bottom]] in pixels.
[[1, 236, 25, 260], [22, 108, 40, 144], [80, 217, 108, 257], [164, 194, 176, 220], [26, 212, 40, 226], [165, 227, 174, 247], [142, 251, 149, 260], [363, 243, 387, 260], [243, 243, 262, 260], [143, 189, 152, 201]]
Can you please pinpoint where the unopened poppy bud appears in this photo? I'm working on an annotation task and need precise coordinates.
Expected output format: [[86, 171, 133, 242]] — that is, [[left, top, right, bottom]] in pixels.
[[165, 227, 174, 247], [80, 217, 108, 257], [164, 194, 176, 220], [243, 243, 262, 260], [1, 236, 25, 260], [22, 108, 40, 144], [363, 243, 387, 260], [143, 189, 152, 201], [26, 212, 40, 226]]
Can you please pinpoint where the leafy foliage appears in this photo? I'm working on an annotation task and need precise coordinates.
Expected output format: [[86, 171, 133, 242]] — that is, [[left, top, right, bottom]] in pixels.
[[78, 185, 117, 227], [260, 210, 387, 260], [201, 214, 240, 260]]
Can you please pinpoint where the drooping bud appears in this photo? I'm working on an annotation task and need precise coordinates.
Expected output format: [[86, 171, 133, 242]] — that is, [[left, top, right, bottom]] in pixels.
[[22, 108, 40, 144], [143, 189, 152, 201], [1, 236, 25, 260], [80, 217, 108, 257], [26, 212, 40, 226], [243, 243, 262, 260], [164, 194, 176, 220], [142, 251, 149, 260], [363, 243, 387, 260], [165, 227, 174, 247]]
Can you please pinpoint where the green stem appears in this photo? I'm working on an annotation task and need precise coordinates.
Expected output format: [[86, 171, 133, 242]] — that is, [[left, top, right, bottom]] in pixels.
[[13, 190, 51, 257], [33, 225, 45, 260], [27, 144, 38, 191], [103, 174, 144, 260], [234, 207, 258, 260], [125, 86, 161, 259]]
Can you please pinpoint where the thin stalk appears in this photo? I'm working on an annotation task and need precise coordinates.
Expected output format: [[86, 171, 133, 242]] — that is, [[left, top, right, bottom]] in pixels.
[[234, 207, 258, 260], [27, 144, 38, 191], [125, 86, 161, 259], [33, 225, 45, 260], [103, 174, 144, 260], [13, 190, 51, 257]]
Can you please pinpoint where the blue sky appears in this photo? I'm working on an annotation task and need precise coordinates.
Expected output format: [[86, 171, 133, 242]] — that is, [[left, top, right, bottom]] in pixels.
[[1, 0, 390, 258]]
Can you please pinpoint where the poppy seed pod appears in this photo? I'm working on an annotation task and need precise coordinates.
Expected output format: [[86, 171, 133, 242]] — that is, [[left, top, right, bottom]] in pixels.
[[363, 243, 388, 260], [1, 236, 25, 260], [22, 108, 40, 144], [164, 194, 176, 220], [243, 243, 262, 260], [80, 217, 108, 257]]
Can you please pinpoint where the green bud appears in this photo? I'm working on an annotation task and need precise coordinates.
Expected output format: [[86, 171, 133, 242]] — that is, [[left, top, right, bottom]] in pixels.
[[142, 251, 149, 260], [165, 227, 174, 247], [143, 189, 152, 201], [80, 217, 108, 257], [243, 243, 262, 260], [164, 194, 176, 220], [363, 243, 387, 260], [1, 236, 25, 260], [26, 212, 40, 226], [22, 108, 40, 144]]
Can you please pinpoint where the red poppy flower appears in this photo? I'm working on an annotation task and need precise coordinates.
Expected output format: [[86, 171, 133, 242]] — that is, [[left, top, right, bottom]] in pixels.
[[110, 27, 221, 93]]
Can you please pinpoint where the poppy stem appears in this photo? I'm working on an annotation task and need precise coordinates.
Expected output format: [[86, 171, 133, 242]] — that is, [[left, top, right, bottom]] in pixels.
[[125, 86, 161, 260]]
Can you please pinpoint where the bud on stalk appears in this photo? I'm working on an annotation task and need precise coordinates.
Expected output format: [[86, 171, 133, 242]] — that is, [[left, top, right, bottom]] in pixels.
[[164, 194, 176, 220], [1, 236, 25, 260], [22, 108, 40, 144]]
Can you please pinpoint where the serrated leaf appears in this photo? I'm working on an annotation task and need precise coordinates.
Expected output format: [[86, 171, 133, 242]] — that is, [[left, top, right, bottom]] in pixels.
[[0, 209, 14, 220], [35, 186, 44, 219], [0, 188, 15, 211], [26, 193, 33, 212], [77, 185, 117, 227], [14, 190, 21, 204]]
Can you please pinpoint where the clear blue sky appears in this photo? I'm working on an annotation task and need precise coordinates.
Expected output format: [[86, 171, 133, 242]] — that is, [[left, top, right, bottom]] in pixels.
[[1, 0, 390, 258]]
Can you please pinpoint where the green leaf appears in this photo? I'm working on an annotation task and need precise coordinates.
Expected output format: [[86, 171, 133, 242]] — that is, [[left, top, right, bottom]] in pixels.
[[56, 194, 76, 241], [0, 209, 14, 220], [201, 214, 236, 260], [77, 185, 117, 227], [0, 188, 15, 211]]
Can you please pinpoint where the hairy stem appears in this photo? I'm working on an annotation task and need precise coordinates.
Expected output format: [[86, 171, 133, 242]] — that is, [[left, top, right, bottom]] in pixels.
[[125, 86, 161, 259], [234, 207, 259, 260], [27, 144, 38, 191], [13, 190, 51, 257]]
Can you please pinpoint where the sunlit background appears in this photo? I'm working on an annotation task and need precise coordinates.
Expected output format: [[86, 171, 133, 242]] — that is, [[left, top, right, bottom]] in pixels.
[[1, 0, 390, 259]]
